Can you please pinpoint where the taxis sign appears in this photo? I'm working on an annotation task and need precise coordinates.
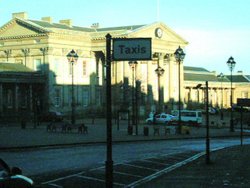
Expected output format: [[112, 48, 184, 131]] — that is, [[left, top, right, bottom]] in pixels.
[[113, 38, 152, 61]]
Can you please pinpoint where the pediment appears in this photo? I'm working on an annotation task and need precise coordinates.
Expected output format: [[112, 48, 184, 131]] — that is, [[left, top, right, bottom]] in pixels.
[[0, 18, 49, 39], [128, 22, 188, 46]]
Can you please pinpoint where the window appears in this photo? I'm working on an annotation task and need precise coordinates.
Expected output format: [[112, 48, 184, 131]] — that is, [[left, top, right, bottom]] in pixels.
[[55, 88, 61, 107], [83, 90, 89, 107], [19, 88, 27, 108], [82, 61, 87, 76], [242, 91, 248, 98], [54, 59, 60, 76], [69, 63, 73, 75], [15, 59, 23, 64], [7, 89, 13, 108], [34, 59, 42, 71]]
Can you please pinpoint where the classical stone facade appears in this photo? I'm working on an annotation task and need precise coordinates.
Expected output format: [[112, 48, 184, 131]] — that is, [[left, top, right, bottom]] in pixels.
[[0, 12, 249, 121], [184, 67, 250, 110]]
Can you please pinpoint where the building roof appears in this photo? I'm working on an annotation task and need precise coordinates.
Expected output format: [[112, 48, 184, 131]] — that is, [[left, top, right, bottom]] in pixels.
[[184, 66, 230, 82], [225, 75, 250, 82], [184, 66, 209, 73], [0, 63, 34, 72], [184, 73, 220, 82]]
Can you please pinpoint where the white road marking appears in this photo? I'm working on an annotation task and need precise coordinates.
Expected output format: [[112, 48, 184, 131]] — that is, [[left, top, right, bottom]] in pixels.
[[76, 174, 125, 186]]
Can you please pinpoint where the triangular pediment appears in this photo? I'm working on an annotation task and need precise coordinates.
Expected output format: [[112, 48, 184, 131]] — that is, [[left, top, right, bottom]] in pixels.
[[128, 22, 188, 49], [0, 18, 50, 39]]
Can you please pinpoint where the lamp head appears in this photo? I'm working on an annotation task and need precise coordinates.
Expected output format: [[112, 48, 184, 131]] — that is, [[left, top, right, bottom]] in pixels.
[[174, 46, 185, 61], [67, 49, 78, 63], [227, 56, 236, 71]]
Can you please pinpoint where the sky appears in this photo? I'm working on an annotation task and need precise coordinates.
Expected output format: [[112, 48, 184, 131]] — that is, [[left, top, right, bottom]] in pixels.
[[1, 0, 250, 75]]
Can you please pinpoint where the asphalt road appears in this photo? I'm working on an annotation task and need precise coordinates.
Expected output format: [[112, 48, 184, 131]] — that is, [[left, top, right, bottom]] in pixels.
[[1, 137, 249, 187]]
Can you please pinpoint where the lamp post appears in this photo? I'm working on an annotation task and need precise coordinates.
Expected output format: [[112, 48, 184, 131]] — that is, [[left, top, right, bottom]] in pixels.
[[217, 72, 224, 120], [67, 49, 79, 125], [155, 65, 165, 113], [227, 56, 236, 132], [174, 46, 185, 133], [128, 61, 138, 135]]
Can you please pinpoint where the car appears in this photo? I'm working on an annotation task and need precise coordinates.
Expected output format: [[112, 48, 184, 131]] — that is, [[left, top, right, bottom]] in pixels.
[[146, 113, 176, 125], [0, 158, 33, 188], [39, 111, 64, 122], [209, 107, 218, 115], [171, 110, 203, 126]]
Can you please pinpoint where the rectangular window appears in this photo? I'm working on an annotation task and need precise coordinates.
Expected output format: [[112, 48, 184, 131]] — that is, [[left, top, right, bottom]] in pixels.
[[19, 88, 27, 108], [69, 63, 73, 75], [83, 90, 89, 107], [95, 88, 101, 105], [242, 91, 248, 98], [82, 61, 87, 76], [54, 59, 60, 76], [34, 59, 42, 71], [7, 89, 13, 108], [55, 88, 61, 107], [15, 59, 23, 64]]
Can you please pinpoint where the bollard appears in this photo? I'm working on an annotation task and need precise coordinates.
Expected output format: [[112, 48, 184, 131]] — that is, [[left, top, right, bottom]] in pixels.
[[128, 125, 133, 135], [21, 120, 26, 129], [143, 126, 149, 136]]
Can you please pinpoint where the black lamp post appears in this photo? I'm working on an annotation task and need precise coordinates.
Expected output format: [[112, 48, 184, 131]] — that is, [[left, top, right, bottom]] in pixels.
[[174, 46, 185, 133], [67, 49, 79, 125], [217, 72, 224, 120], [155, 66, 165, 113], [128, 61, 138, 135], [227, 56, 236, 132]]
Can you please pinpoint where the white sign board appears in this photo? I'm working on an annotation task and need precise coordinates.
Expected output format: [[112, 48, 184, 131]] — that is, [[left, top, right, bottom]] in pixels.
[[113, 38, 152, 61]]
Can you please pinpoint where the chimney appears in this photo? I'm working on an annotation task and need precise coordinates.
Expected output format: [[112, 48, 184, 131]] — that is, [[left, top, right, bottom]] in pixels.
[[12, 12, 28, 19], [59, 19, 72, 27], [42, 17, 53, 24], [237, 71, 243, 75]]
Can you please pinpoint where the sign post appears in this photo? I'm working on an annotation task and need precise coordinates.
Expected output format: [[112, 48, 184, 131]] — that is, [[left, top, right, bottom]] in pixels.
[[105, 36, 151, 187]]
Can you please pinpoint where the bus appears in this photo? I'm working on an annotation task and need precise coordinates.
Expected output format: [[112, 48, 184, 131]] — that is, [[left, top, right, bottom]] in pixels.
[[171, 110, 203, 126]]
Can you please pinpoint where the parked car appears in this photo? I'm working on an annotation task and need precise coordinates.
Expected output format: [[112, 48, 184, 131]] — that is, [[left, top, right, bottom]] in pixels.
[[171, 110, 203, 126], [0, 158, 33, 188], [38, 111, 64, 122], [146, 113, 176, 125]]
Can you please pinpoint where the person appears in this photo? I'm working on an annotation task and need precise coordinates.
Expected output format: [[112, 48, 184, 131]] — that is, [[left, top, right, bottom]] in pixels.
[[149, 111, 154, 118], [153, 112, 156, 125]]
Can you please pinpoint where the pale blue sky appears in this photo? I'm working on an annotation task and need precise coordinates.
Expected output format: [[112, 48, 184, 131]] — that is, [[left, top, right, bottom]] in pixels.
[[1, 0, 250, 75]]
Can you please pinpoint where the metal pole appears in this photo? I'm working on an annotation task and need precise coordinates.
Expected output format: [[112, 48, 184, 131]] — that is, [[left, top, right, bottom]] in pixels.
[[178, 60, 181, 133], [71, 62, 75, 124], [230, 71, 234, 132], [105, 33, 113, 188], [135, 70, 138, 136], [205, 81, 210, 164], [240, 105, 243, 146], [132, 67, 135, 130], [221, 79, 224, 120], [158, 59, 161, 113]]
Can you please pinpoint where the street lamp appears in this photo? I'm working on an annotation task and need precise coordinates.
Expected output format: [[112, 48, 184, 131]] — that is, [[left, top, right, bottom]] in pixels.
[[217, 72, 224, 120], [227, 56, 236, 132], [174, 46, 185, 133], [67, 49, 79, 125], [155, 65, 165, 112], [128, 61, 138, 135]]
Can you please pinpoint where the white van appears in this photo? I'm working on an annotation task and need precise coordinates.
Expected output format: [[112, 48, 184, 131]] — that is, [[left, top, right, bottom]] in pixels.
[[171, 110, 203, 126]]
